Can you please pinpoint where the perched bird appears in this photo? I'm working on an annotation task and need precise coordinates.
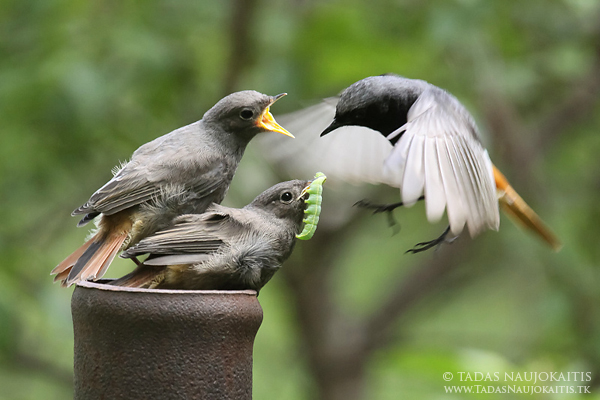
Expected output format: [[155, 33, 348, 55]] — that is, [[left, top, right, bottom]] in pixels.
[[112, 179, 310, 292], [262, 74, 560, 251], [52, 90, 293, 287]]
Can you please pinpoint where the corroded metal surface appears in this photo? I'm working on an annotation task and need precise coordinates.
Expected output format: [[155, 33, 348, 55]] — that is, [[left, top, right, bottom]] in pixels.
[[72, 280, 263, 400]]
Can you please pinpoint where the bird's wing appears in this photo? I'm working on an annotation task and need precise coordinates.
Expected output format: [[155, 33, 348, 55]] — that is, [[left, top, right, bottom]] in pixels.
[[120, 208, 246, 265], [142, 254, 211, 266], [384, 86, 499, 236], [73, 157, 229, 217], [258, 98, 394, 186], [73, 169, 157, 216]]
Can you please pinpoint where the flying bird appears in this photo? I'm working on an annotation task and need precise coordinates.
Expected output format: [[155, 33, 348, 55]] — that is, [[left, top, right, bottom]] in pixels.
[[52, 90, 293, 287], [262, 75, 560, 251], [112, 179, 310, 292]]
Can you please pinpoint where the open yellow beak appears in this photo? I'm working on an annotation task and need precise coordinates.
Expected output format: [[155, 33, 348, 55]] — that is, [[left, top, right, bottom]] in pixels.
[[257, 93, 294, 138]]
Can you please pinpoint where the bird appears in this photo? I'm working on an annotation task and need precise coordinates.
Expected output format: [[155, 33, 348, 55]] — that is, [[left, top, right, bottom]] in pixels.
[[111, 179, 311, 292], [261, 74, 561, 252], [52, 90, 294, 287]]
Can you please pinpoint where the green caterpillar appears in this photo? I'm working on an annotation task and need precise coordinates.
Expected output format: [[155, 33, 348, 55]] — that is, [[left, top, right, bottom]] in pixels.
[[296, 172, 327, 240]]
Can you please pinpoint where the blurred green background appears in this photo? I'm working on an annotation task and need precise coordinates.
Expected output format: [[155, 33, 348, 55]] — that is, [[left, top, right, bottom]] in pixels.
[[1, 0, 600, 399]]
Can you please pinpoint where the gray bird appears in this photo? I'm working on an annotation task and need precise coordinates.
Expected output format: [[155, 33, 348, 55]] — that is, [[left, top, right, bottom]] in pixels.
[[112, 179, 310, 292], [52, 90, 293, 287], [260, 74, 560, 251], [322, 75, 500, 240]]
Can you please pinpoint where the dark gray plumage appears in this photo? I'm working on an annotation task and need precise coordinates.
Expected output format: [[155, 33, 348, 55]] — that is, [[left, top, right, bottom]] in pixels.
[[260, 74, 560, 251], [261, 75, 498, 237], [113, 180, 310, 292], [322, 75, 499, 237], [53, 91, 292, 287]]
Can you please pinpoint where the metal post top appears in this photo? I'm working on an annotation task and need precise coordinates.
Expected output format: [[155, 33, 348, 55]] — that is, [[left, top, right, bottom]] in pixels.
[[75, 279, 259, 297]]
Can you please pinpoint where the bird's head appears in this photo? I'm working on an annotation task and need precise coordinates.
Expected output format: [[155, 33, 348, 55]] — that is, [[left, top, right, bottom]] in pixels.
[[204, 90, 294, 141], [321, 75, 411, 138], [247, 179, 311, 229]]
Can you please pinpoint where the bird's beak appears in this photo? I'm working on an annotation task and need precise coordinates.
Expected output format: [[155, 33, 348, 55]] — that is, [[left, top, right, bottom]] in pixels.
[[298, 186, 309, 199], [257, 93, 294, 138], [298, 181, 311, 200], [320, 119, 341, 136]]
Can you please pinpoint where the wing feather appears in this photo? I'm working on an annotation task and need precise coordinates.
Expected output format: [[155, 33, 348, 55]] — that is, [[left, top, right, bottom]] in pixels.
[[383, 125, 411, 187], [120, 207, 249, 264], [423, 136, 446, 222], [258, 99, 393, 186], [386, 86, 499, 236], [439, 136, 469, 234], [73, 158, 230, 217], [257, 87, 499, 237], [401, 134, 425, 206], [143, 254, 211, 266]]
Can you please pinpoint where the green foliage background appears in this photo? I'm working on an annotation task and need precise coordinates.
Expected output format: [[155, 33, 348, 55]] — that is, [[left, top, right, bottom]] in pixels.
[[1, 0, 599, 399]]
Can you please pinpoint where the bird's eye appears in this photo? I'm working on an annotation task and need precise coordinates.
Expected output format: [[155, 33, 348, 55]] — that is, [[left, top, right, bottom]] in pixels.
[[239, 109, 255, 120], [280, 191, 294, 204], [354, 109, 366, 120]]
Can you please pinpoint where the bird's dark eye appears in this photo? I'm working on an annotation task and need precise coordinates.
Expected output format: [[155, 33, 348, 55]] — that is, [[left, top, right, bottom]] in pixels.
[[280, 191, 294, 204], [239, 109, 254, 120], [354, 109, 366, 120]]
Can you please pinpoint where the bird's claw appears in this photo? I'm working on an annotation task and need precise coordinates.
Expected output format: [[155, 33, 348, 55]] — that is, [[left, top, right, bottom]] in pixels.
[[353, 199, 406, 214], [406, 226, 456, 254], [354, 199, 403, 233]]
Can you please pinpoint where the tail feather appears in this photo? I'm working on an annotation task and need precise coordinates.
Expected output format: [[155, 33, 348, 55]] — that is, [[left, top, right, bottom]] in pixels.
[[95, 234, 127, 279], [52, 237, 95, 276], [493, 165, 562, 251], [110, 265, 165, 288], [52, 269, 71, 284], [65, 232, 128, 287], [68, 240, 104, 280]]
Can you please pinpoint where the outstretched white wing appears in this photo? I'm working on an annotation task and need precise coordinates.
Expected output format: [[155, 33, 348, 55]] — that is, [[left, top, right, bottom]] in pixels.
[[259, 98, 394, 186], [384, 87, 499, 236], [260, 90, 499, 237]]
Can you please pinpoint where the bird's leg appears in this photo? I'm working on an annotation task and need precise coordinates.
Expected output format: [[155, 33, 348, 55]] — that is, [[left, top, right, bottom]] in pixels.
[[354, 199, 411, 214], [354, 196, 425, 233], [405, 226, 458, 254], [131, 256, 143, 266]]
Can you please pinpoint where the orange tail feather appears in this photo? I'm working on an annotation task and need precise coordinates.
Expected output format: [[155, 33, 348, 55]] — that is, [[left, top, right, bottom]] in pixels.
[[53, 212, 134, 287], [53, 269, 71, 284], [493, 165, 562, 251], [52, 236, 96, 285], [52, 232, 128, 287], [66, 232, 128, 287]]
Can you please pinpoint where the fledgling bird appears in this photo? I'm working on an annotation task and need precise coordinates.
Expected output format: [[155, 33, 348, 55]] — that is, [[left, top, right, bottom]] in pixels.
[[112, 180, 310, 292], [264, 74, 561, 251], [52, 90, 293, 287]]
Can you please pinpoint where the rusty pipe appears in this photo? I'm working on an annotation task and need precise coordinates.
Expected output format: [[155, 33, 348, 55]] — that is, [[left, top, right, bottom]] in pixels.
[[71, 280, 263, 400]]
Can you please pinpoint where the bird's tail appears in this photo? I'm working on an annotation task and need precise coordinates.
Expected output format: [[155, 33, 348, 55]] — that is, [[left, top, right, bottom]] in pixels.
[[110, 265, 165, 288], [493, 165, 562, 251], [52, 230, 128, 287]]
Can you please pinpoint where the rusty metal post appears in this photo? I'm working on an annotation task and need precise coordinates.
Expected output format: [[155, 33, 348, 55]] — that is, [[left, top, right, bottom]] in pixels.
[[71, 280, 263, 400]]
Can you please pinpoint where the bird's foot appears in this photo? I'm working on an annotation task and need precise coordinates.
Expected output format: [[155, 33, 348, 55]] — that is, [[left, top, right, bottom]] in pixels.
[[406, 226, 458, 254], [354, 199, 404, 234], [354, 195, 425, 215], [354, 199, 406, 214]]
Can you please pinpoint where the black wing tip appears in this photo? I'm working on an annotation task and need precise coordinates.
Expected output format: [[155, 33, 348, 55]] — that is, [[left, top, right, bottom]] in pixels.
[[120, 248, 136, 259], [76, 212, 100, 227], [71, 202, 92, 216]]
